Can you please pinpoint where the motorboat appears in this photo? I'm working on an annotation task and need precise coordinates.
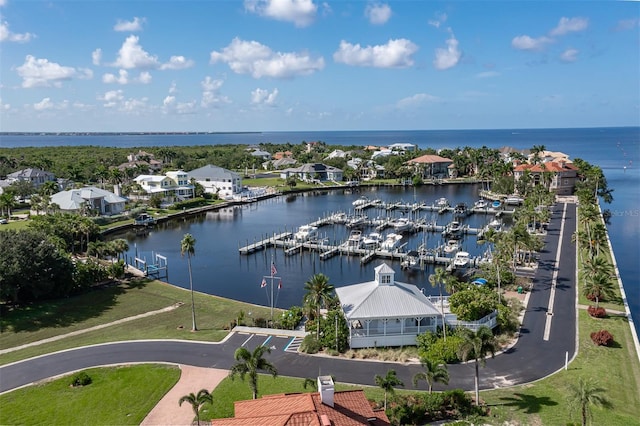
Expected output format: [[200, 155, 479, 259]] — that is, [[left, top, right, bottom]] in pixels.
[[443, 239, 460, 254], [474, 199, 488, 209], [294, 225, 318, 242], [352, 196, 369, 207], [134, 213, 156, 226], [488, 218, 502, 229], [453, 203, 469, 216], [380, 233, 403, 252], [343, 230, 363, 249], [346, 215, 368, 228], [443, 221, 462, 236], [401, 250, 421, 270], [329, 212, 348, 224], [361, 232, 383, 249], [390, 217, 413, 232], [436, 197, 450, 208], [453, 251, 470, 268]]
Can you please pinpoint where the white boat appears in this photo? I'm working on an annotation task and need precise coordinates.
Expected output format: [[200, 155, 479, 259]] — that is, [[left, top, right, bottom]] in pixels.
[[361, 232, 383, 249], [401, 250, 421, 270], [380, 233, 403, 252], [294, 225, 318, 242], [329, 212, 348, 224], [453, 251, 470, 268], [352, 196, 369, 207], [444, 239, 460, 254], [346, 215, 367, 228], [343, 230, 363, 249], [390, 217, 413, 232], [443, 221, 462, 236], [488, 218, 502, 229], [134, 213, 156, 226], [436, 197, 449, 208], [505, 196, 524, 206], [474, 199, 488, 209]]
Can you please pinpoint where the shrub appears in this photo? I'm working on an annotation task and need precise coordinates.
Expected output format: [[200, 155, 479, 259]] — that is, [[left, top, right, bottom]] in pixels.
[[300, 335, 321, 354], [70, 372, 92, 387], [591, 330, 614, 346], [420, 334, 463, 364], [587, 306, 607, 318]]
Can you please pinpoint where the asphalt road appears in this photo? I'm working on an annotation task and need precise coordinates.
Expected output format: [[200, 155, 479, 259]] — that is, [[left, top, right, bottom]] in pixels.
[[0, 203, 577, 394]]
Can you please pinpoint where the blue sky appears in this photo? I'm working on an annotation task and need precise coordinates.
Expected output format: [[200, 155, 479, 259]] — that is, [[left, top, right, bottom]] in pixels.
[[1, 0, 638, 132]]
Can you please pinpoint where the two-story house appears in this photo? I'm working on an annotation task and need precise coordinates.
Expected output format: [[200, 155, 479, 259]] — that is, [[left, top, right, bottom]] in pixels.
[[134, 170, 194, 204]]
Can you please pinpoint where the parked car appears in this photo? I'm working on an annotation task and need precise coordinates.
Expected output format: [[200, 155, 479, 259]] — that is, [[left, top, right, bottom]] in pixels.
[[0, 218, 8, 224]]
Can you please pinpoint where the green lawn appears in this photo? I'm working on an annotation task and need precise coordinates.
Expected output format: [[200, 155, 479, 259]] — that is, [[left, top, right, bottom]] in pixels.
[[0, 364, 180, 426], [0, 279, 276, 365]]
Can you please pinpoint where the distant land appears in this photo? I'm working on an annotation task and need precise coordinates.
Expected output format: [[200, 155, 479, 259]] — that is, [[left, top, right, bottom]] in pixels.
[[0, 132, 262, 136]]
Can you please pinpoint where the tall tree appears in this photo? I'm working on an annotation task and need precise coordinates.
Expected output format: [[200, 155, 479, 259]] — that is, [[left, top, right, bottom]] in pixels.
[[303, 273, 335, 339], [181, 233, 198, 331], [412, 356, 450, 394], [567, 377, 611, 426], [583, 272, 615, 309], [457, 326, 497, 406], [374, 369, 404, 410], [429, 267, 448, 341], [229, 345, 278, 399], [178, 388, 213, 426]]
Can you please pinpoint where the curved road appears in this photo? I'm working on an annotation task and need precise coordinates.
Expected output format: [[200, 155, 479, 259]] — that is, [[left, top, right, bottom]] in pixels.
[[0, 203, 577, 394]]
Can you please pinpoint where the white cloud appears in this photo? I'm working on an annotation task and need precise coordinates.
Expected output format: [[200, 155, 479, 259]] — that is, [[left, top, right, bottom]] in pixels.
[[163, 95, 175, 107], [365, 3, 391, 25], [0, 97, 10, 111], [511, 35, 553, 51], [428, 12, 447, 28], [160, 56, 195, 70], [121, 97, 148, 113], [433, 32, 461, 70], [103, 69, 129, 84], [16, 55, 78, 88], [476, 70, 500, 78], [168, 81, 178, 94], [99, 90, 124, 108], [396, 93, 437, 109], [244, 0, 317, 27], [560, 48, 579, 62], [549, 17, 588, 36], [114, 17, 146, 32], [0, 0, 7, 7], [211, 38, 325, 78], [0, 20, 34, 43], [615, 18, 639, 32], [112, 35, 159, 69], [92, 48, 102, 66], [333, 38, 417, 68], [200, 76, 230, 108], [138, 71, 152, 84], [251, 88, 279, 105], [33, 97, 54, 111]]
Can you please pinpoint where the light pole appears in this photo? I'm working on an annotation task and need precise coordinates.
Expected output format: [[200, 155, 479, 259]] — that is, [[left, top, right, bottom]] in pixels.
[[335, 313, 339, 351]]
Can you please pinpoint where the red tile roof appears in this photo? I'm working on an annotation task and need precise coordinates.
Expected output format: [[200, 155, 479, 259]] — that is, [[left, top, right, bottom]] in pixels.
[[210, 390, 390, 426], [513, 161, 577, 173]]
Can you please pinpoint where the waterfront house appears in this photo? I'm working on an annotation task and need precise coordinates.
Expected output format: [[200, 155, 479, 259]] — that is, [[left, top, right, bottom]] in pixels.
[[187, 164, 242, 199], [210, 376, 390, 425], [279, 163, 343, 183], [262, 157, 297, 170], [50, 186, 127, 215], [513, 161, 578, 195], [133, 170, 194, 203], [388, 142, 417, 151], [406, 154, 453, 179], [348, 158, 386, 180], [6, 168, 57, 190], [335, 263, 442, 348]]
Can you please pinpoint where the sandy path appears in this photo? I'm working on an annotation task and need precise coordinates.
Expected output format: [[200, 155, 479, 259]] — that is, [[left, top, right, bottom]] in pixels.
[[141, 365, 228, 426]]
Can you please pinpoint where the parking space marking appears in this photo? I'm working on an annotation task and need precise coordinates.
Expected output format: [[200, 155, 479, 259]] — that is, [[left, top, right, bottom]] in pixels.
[[240, 334, 254, 347], [261, 335, 273, 347], [283, 337, 296, 351]]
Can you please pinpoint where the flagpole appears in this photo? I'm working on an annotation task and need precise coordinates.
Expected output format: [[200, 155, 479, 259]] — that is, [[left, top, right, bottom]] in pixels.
[[270, 255, 274, 323]]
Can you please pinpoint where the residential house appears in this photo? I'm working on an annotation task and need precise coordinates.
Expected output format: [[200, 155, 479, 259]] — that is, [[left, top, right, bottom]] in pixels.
[[406, 154, 453, 179], [250, 149, 272, 160], [335, 264, 497, 349], [273, 151, 293, 160], [347, 158, 385, 181], [187, 164, 242, 199], [210, 376, 390, 425], [513, 161, 578, 195], [325, 149, 348, 160], [125, 150, 163, 171], [280, 163, 343, 183], [6, 168, 57, 189], [388, 142, 416, 151], [263, 157, 297, 170], [50, 186, 127, 215], [133, 170, 194, 203]]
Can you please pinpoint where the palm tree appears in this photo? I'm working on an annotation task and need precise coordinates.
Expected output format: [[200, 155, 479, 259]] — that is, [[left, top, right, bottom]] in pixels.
[[429, 267, 448, 341], [229, 345, 278, 399], [303, 273, 335, 339], [412, 356, 449, 394], [181, 233, 198, 331], [567, 377, 611, 426], [457, 326, 497, 406], [583, 256, 613, 278], [178, 388, 213, 426], [584, 272, 615, 309], [374, 369, 404, 410]]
